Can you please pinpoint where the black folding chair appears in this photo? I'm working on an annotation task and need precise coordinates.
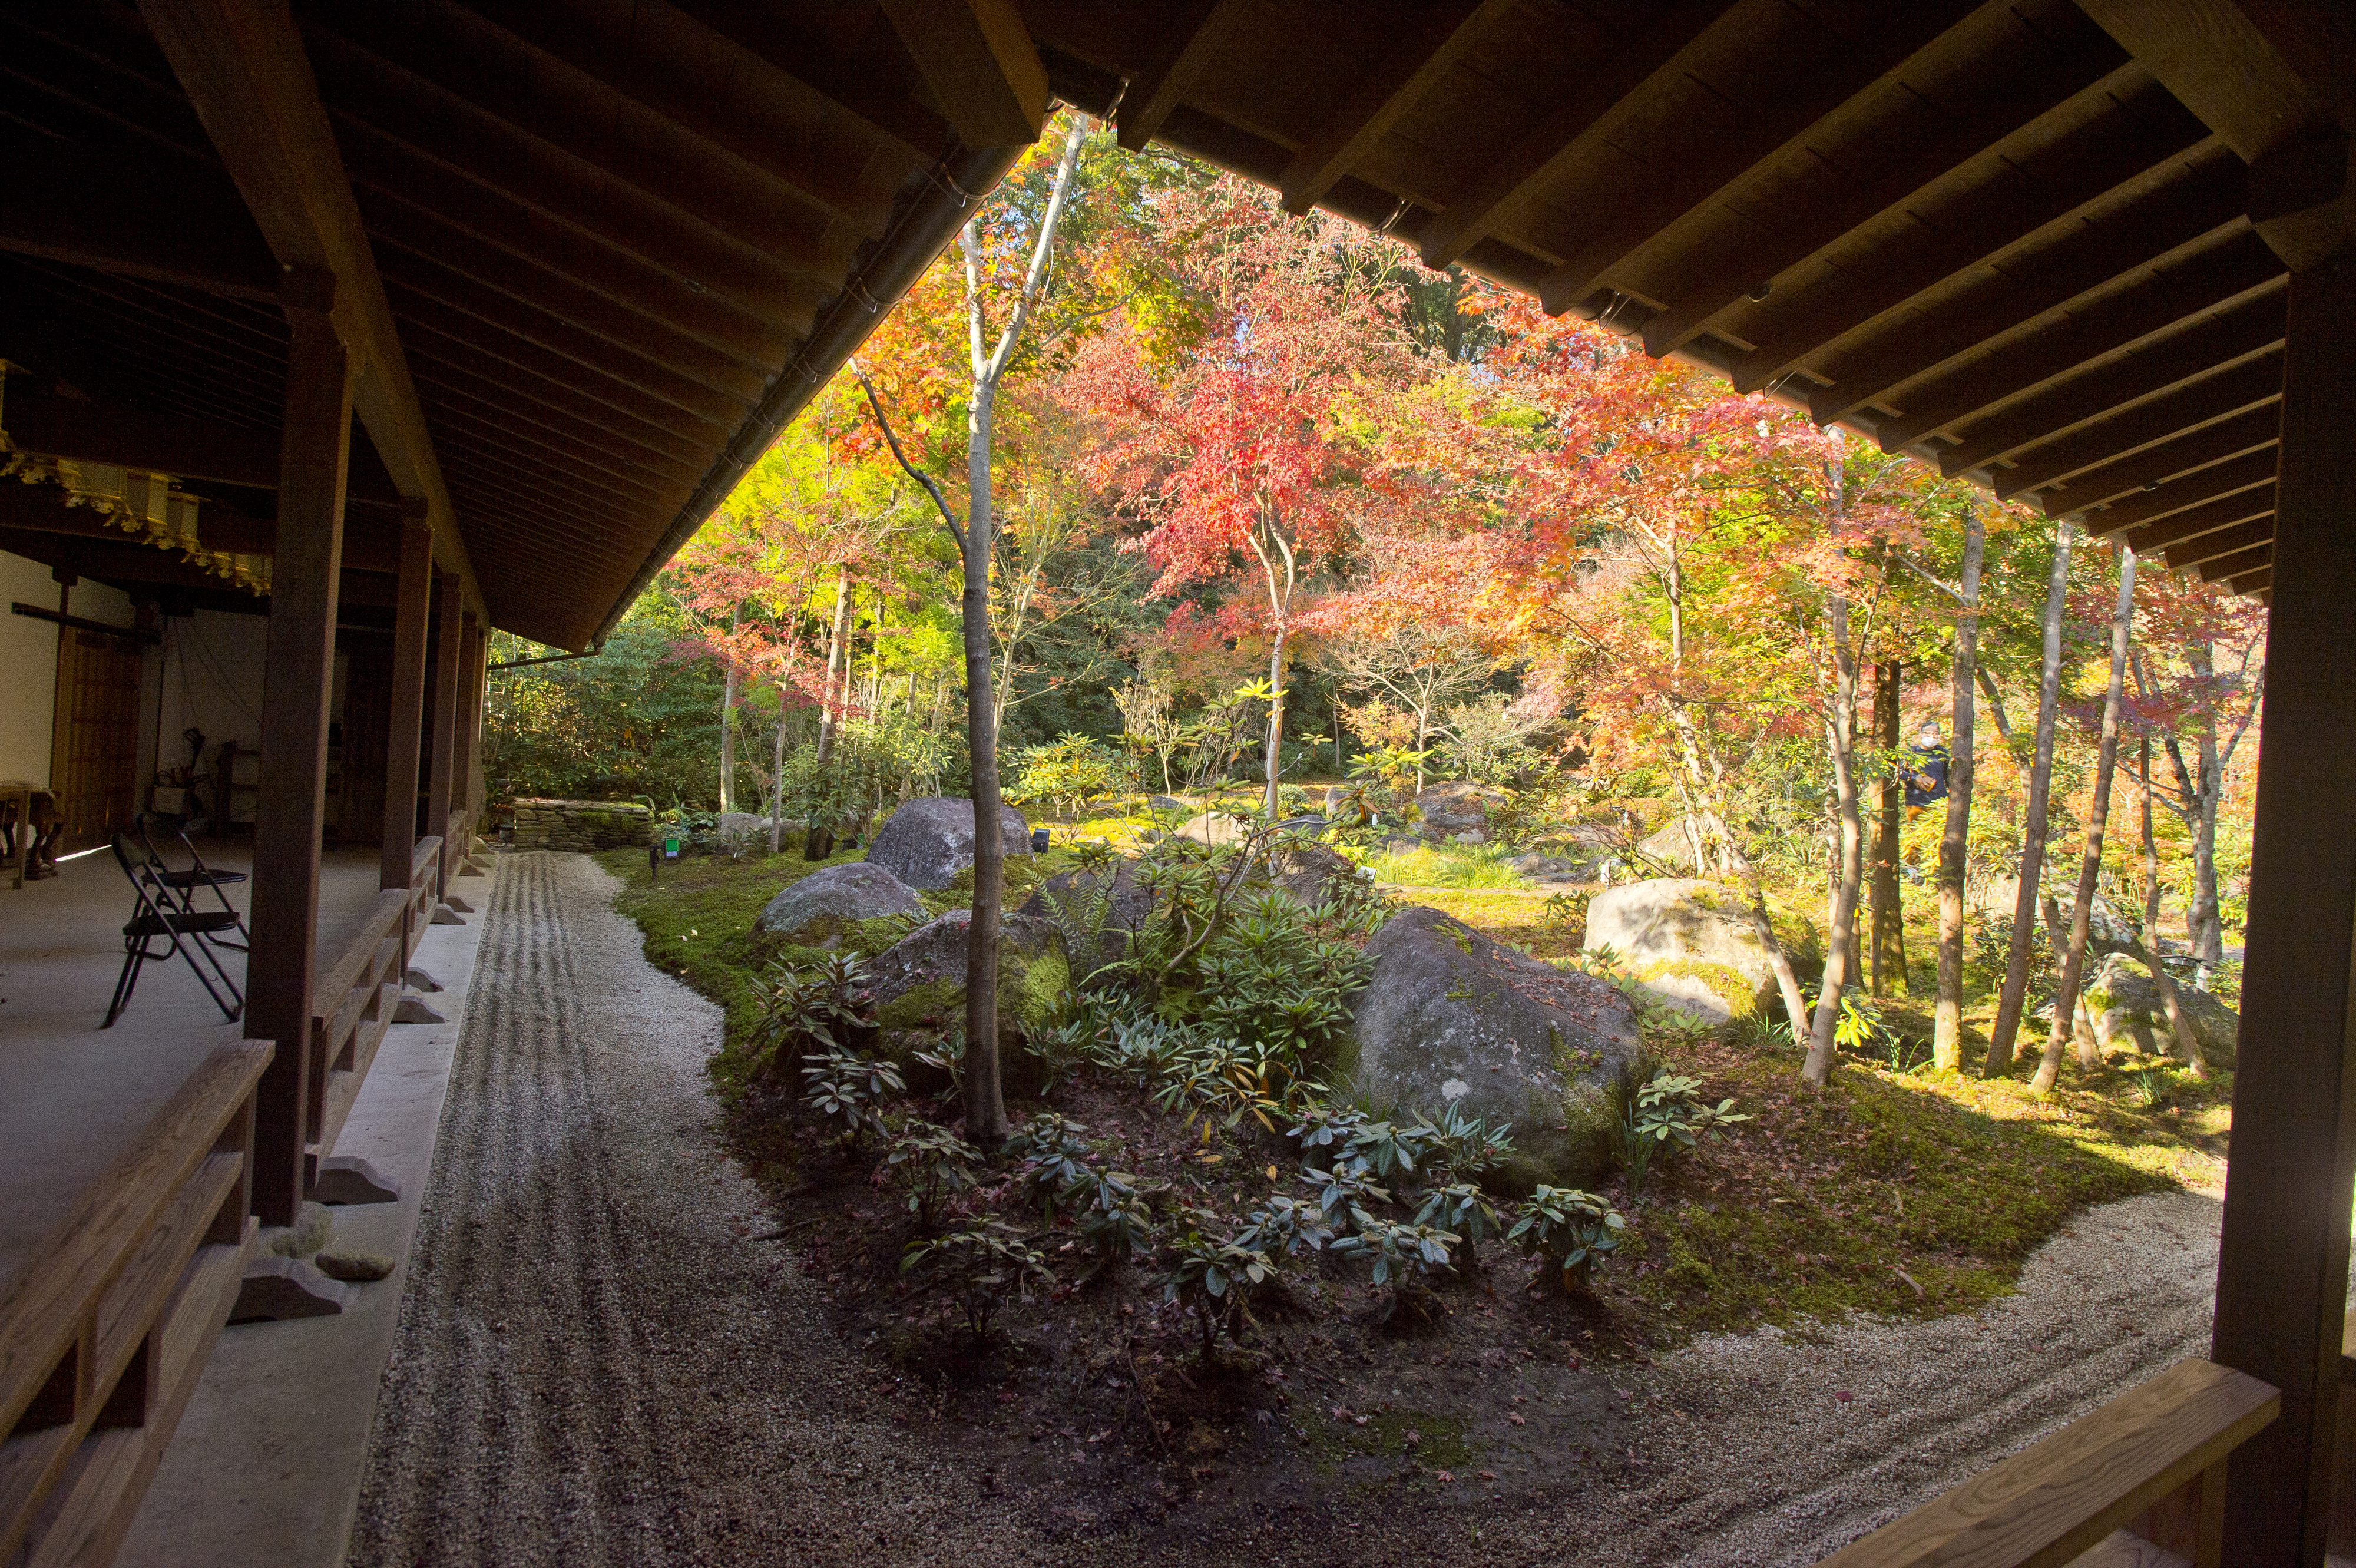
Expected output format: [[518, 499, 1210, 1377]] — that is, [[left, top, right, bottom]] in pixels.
[[103, 833, 244, 1028], [132, 810, 249, 951]]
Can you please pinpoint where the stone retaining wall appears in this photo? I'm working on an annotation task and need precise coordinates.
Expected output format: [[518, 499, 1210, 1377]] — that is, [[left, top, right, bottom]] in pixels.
[[508, 798, 651, 852]]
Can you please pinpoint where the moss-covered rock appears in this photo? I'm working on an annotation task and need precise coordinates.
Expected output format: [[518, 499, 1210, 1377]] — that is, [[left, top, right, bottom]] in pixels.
[[753, 861, 924, 947], [2083, 951, 2238, 1069], [867, 910, 1068, 1039], [1348, 905, 1644, 1192], [1585, 877, 1818, 1021]]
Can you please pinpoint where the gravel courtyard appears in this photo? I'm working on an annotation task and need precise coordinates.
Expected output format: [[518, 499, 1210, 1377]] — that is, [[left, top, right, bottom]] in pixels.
[[349, 850, 2221, 1568]]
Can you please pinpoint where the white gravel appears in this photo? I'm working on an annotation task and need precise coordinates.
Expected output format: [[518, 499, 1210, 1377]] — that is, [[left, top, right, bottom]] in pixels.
[[351, 850, 2222, 1567]]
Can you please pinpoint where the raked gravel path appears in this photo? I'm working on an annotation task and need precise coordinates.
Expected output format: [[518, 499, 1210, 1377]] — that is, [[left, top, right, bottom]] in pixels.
[[350, 849, 2222, 1567]]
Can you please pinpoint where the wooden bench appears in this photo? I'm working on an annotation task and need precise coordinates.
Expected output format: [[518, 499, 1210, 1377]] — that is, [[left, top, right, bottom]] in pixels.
[[0, 1041, 271, 1566], [1818, 1358, 2278, 1568]]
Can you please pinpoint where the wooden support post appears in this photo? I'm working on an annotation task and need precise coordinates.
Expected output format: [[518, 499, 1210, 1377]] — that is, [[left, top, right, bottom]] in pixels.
[[378, 518, 431, 891], [425, 573, 460, 898], [244, 296, 350, 1228], [451, 612, 479, 825], [2214, 252, 2356, 1567], [469, 620, 489, 819]]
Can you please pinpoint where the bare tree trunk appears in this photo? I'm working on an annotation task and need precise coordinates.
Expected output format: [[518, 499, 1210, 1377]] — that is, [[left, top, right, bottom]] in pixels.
[[1265, 615, 1289, 816], [816, 567, 850, 768], [1804, 596, 1864, 1088], [1985, 519, 2073, 1076], [2034, 545, 2135, 1092], [768, 684, 789, 854], [962, 376, 1010, 1145], [2136, 735, 2205, 1075], [1869, 659, 1905, 995], [718, 607, 739, 813], [1933, 505, 1984, 1071]]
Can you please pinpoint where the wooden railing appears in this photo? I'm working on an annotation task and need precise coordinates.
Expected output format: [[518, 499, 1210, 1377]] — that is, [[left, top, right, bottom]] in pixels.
[[299, 832, 440, 1195], [0, 1041, 270, 1565], [1818, 1358, 2277, 1568]]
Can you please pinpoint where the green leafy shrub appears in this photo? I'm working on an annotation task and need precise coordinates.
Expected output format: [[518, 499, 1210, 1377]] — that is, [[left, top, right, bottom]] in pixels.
[[901, 1220, 1055, 1342], [1236, 1193, 1335, 1259], [1069, 1168, 1155, 1264], [1617, 1069, 1749, 1199], [1414, 1182, 1503, 1269], [1418, 1101, 1516, 1182], [1331, 1218, 1458, 1322], [754, 952, 875, 1081], [1008, 734, 1130, 819], [1156, 1211, 1280, 1358], [885, 1123, 983, 1231], [1339, 1118, 1437, 1181], [800, 1046, 904, 1149], [1299, 1164, 1391, 1232], [1004, 1112, 1096, 1223], [1507, 1186, 1627, 1291]]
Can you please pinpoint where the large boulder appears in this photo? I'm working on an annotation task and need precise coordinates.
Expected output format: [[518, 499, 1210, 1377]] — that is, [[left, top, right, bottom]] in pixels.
[[1416, 782, 1498, 841], [866, 909, 1070, 1039], [1176, 811, 1248, 847], [1583, 878, 1815, 1023], [1018, 862, 1154, 981], [2084, 952, 2238, 1070], [1256, 837, 1365, 908], [755, 861, 924, 945], [1633, 819, 1704, 872], [866, 796, 1031, 892], [1349, 906, 1643, 1190]]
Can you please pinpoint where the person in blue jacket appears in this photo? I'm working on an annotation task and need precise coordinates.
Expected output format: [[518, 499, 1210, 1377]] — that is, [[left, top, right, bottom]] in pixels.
[[1902, 719, 1950, 818]]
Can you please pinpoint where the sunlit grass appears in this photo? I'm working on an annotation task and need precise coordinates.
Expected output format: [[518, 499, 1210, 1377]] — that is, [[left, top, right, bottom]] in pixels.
[[1360, 840, 1534, 889]]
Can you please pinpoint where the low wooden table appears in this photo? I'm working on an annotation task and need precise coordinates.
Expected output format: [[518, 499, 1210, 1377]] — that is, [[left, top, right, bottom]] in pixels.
[[0, 779, 32, 889]]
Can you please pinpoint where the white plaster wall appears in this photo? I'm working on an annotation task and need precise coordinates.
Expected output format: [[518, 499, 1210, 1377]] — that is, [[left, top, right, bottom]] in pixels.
[[151, 610, 268, 782], [0, 547, 135, 787]]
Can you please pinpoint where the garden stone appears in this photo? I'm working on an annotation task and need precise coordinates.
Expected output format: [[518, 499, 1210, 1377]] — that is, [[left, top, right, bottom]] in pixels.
[[867, 909, 1070, 1045], [1415, 782, 1496, 839], [755, 861, 925, 944], [1019, 861, 1153, 980], [2084, 951, 2238, 1070], [1255, 838, 1363, 908], [1176, 811, 1248, 848], [1634, 819, 1703, 872], [866, 796, 1033, 891], [1349, 905, 1642, 1191], [1584, 878, 1816, 1023], [1147, 795, 1188, 811]]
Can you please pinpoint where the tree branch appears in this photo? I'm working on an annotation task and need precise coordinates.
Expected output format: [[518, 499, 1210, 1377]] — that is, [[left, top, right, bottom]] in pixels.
[[851, 362, 965, 559]]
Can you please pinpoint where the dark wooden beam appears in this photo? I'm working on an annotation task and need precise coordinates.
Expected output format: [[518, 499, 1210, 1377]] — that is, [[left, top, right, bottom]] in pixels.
[[1114, 0, 1250, 153], [2119, 481, 2275, 550], [2074, 445, 2279, 532], [141, 0, 480, 614], [369, 222, 766, 410], [307, 1, 898, 240], [1733, 86, 2218, 395], [1640, 39, 2134, 354], [879, 0, 1046, 150], [1938, 289, 2288, 474], [1992, 349, 2284, 499], [1872, 238, 2287, 452], [2080, 0, 2355, 270], [1417, 0, 1748, 270], [2196, 539, 2272, 584], [1278, 0, 1510, 215], [379, 520, 431, 891], [401, 334, 714, 470], [660, 0, 953, 163], [2164, 515, 2274, 569], [333, 118, 816, 357], [303, 28, 858, 295], [0, 123, 284, 302], [0, 484, 399, 571], [6, 601, 157, 644], [406, 371, 705, 494], [0, 385, 406, 507], [1534, 0, 1991, 317], [242, 297, 348, 1227], [2034, 401, 2280, 515], [386, 285, 733, 445]]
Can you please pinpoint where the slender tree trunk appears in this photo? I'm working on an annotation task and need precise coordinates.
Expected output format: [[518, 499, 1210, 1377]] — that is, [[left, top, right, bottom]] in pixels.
[[1804, 596, 1864, 1087], [816, 567, 850, 767], [2034, 546, 2135, 1091], [1255, 511, 1296, 818], [718, 607, 739, 813], [1986, 520, 2074, 1076], [2136, 736, 2205, 1075], [1869, 659, 1905, 995], [769, 684, 789, 854], [1933, 505, 1984, 1071], [961, 378, 1012, 1149]]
